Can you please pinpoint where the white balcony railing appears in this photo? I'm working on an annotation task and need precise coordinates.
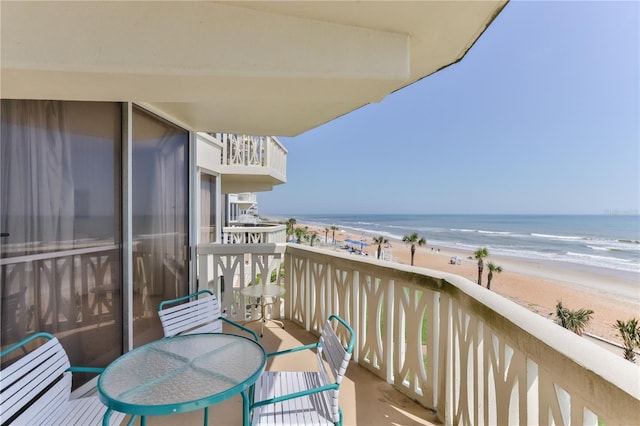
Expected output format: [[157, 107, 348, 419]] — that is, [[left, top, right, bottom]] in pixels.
[[196, 243, 640, 426], [236, 193, 258, 204], [221, 225, 286, 244], [216, 133, 287, 178]]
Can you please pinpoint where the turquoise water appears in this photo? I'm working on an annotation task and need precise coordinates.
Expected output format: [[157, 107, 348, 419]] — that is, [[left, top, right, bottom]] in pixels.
[[281, 214, 640, 274]]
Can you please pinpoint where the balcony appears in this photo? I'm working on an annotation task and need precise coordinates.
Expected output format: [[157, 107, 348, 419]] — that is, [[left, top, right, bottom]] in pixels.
[[196, 243, 640, 425], [216, 133, 287, 193], [235, 193, 259, 205], [114, 318, 439, 425]]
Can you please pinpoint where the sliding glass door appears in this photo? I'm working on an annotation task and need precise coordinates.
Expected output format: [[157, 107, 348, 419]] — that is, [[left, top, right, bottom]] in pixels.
[[131, 106, 189, 346], [1, 100, 190, 382], [1, 100, 123, 375]]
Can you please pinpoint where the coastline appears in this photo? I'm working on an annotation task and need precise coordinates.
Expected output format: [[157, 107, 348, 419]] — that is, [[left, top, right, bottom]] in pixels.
[[290, 220, 639, 344]]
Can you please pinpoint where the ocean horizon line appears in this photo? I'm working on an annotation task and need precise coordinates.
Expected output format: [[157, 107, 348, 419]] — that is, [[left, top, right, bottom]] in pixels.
[[263, 212, 640, 218], [262, 213, 640, 275]]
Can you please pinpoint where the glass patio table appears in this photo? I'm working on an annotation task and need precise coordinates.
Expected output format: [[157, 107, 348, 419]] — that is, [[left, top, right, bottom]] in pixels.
[[98, 333, 266, 426]]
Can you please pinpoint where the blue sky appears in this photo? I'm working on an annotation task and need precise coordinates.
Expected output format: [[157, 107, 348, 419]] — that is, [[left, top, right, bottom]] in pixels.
[[259, 0, 639, 216]]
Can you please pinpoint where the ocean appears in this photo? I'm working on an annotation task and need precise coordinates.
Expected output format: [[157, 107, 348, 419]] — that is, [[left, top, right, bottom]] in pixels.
[[279, 214, 640, 275]]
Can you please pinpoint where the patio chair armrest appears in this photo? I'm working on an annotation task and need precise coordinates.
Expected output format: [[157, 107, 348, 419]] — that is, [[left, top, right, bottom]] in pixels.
[[250, 383, 339, 409], [329, 314, 355, 353], [221, 317, 259, 342], [158, 289, 214, 311], [66, 366, 105, 374], [0, 332, 54, 357], [266, 342, 319, 358]]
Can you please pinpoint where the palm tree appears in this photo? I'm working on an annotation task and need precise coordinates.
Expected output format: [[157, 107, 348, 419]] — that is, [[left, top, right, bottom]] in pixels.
[[285, 218, 297, 241], [474, 247, 489, 286], [555, 301, 594, 336], [614, 318, 640, 362], [324, 228, 329, 244], [330, 225, 339, 246], [486, 262, 503, 290], [294, 227, 306, 244], [402, 232, 426, 266], [308, 232, 318, 247], [373, 236, 388, 260]]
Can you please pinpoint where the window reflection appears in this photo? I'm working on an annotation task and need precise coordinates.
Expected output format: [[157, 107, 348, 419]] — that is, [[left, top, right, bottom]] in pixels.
[[131, 107, 189, 346], [0, 100, 122, 385]]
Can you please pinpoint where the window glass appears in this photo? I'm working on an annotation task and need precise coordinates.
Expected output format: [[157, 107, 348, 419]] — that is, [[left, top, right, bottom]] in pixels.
[[131, 106, 189, 346], [0, 100, 122, 384]]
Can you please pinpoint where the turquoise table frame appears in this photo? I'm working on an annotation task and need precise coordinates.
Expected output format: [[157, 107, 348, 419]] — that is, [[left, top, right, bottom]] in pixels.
[[98, 333, 266, 426]]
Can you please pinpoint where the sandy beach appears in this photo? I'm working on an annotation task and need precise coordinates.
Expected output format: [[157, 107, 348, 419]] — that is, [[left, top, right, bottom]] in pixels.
[[295, 222, 639, 345]]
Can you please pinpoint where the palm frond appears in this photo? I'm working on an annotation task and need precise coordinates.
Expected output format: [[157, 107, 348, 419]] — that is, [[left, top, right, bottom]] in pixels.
[[614, 318, 640, 361], [555, 301, 593, 336]]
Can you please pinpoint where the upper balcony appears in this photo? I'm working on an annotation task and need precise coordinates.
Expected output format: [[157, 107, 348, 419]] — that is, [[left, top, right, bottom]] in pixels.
[[196, 243, 640, 425], [196, 133, 287, 194], [216, 133, 287, 194], [233, 193, 259, 206]]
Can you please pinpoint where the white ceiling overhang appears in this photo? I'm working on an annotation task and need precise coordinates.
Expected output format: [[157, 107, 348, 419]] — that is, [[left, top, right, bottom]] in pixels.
[[1, 1, 507, 136]]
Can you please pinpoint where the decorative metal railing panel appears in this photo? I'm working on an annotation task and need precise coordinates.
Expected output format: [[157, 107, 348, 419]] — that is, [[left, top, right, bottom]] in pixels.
[[196, 243, 640, 425]]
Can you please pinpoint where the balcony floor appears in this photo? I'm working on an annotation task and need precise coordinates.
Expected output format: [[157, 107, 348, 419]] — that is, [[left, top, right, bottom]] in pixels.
[[121, 319, 440, 425]]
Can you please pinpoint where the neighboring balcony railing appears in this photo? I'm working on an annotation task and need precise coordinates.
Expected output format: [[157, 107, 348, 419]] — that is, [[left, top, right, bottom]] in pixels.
[[216, 133, 287, 178], [221, 224, 286, 244], [235, 193, 258, 203], [196, 243, 640, 426]]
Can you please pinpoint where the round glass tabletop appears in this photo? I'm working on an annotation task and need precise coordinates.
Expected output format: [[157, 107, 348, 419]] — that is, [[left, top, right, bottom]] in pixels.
[[98, 333, 266, 416]]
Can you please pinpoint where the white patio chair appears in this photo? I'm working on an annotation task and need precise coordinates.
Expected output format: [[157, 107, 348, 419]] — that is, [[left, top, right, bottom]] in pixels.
[[157, 289, 259, 425], [158, 289, 258, 341], [250, 314, 355, 426], [0, 332, 126, 426]]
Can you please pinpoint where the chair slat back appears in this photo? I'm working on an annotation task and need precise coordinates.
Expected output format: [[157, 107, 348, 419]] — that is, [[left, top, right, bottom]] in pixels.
[[318, 319, 352, 384], [158, 293, 222, 337], [316, 316, 354, 422], [0, 335, 71, 424], [13, 373, 72, 425]]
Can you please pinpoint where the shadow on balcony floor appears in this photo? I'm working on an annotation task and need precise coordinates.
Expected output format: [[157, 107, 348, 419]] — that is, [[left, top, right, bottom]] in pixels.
[[121, 319, 440, 426]]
